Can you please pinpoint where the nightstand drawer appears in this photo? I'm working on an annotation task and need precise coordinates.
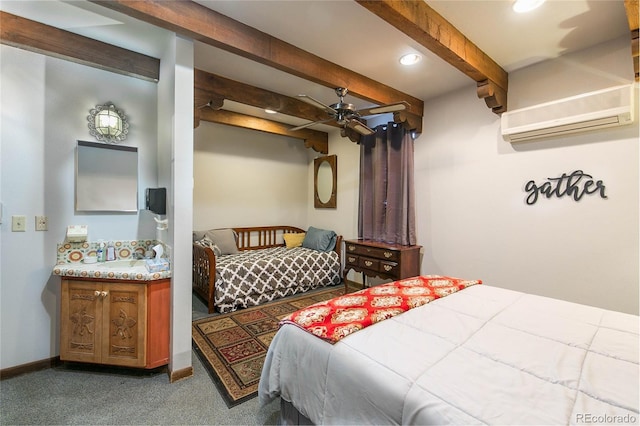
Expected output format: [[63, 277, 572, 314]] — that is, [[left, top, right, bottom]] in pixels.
[[358, 257, 380, 271], [345, 255, 359, 267], [346, 244, 399, 262], [356, 257, 399, 277], [379, 261, 398, 276]]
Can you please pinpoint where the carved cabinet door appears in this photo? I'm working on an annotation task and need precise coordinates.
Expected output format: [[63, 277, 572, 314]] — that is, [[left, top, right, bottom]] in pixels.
[[60, 280, 103, 364], [61, 280, 147, 367], [102, 283, 146, 367]]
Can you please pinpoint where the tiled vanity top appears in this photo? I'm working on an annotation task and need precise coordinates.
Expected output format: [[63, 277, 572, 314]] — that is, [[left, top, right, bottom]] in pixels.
[[53, 239, 171, 281], [53, 260, 171, 281]]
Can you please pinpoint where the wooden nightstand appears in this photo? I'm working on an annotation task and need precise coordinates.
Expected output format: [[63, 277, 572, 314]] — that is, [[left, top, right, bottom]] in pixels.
[[343, 239, 422, 292]]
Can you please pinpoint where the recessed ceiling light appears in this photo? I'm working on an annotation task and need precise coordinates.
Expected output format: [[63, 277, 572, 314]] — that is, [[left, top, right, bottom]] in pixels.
[[399, 53, 421, 66], [265, 109, 277, 114], [512, 0, 545, 13]]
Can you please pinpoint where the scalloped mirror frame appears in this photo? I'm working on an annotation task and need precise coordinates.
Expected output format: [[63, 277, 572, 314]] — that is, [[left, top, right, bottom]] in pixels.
[[314, 155, 337, 209]]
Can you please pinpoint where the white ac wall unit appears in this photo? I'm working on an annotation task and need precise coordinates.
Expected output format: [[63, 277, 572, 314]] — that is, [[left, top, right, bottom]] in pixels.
[[501, 84, 635, 143]]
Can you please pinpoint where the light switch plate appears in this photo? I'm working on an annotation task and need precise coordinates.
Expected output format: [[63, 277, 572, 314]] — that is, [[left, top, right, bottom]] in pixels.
[[12, 215, 26, 232]]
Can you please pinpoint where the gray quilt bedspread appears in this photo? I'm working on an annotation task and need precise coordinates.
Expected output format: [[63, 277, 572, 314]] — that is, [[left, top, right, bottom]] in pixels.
[[259, 284, 639, 424], [214, 246, 341, 313]]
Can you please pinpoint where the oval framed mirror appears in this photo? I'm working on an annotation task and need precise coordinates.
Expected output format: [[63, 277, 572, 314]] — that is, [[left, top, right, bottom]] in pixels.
[[314, 155, 337, 209]]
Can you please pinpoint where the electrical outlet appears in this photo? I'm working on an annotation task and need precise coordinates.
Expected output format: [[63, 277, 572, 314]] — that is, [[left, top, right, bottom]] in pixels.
[[35, 215, 48, 231], [12, 215, 26, 232]]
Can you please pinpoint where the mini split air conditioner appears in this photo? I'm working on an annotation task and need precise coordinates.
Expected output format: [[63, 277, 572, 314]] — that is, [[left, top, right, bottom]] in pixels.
[[501, 84, 635, 143]]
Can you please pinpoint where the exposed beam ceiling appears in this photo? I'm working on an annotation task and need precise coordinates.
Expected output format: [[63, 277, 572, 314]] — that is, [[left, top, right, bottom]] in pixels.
[[194, 69, 331, 153], [0, 9, 332, 150], [5, 0, 634, 139], [194, 69, 425, 146], [356, 0, 508, 114], [0, 11, 160, 82], [194, 69, 340, 130], [198, 108, 329, 154], [90, 0, 425, 119]]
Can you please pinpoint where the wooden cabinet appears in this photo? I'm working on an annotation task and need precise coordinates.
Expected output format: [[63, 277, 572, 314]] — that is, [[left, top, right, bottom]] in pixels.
[[343, 239, 422, 291], [60, 278, 169, 369]]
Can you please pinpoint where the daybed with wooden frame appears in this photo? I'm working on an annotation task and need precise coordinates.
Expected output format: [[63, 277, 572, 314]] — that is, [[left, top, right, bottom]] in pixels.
[[193, 225, 342, 314]]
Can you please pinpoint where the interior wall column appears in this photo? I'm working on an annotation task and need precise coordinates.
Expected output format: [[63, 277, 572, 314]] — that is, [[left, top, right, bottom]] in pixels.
[[158, 33, 194, 381]]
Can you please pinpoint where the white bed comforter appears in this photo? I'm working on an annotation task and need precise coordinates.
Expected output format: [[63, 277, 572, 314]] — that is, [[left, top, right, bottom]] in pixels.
[[258, 285, 639, 425]]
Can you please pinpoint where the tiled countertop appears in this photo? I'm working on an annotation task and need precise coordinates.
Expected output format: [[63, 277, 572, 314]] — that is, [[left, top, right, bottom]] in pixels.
[[53, 259, 171, 281]]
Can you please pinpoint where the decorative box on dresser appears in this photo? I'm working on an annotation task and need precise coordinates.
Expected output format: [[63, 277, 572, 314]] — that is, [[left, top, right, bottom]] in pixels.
[[343, 239, 422, 292]]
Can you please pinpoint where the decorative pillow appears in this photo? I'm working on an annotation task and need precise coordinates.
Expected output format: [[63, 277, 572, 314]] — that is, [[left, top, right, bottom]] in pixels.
[[194, 236, 222, 257], [204, 228, 239, 255], [283, 233, 306, 249], [193, 230, 207, 241], [302, 226, 337, 252]]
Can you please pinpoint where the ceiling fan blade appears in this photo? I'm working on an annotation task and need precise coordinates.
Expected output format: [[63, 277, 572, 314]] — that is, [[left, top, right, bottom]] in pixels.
[[289, 118, 334, 132], [297, 94, 337, 114], [357, 101, 409, 117], [347, 119, 375, 136]]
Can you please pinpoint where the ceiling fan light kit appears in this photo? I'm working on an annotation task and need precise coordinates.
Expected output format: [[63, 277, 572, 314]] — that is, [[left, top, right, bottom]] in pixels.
[[290, 87, 409, 137]]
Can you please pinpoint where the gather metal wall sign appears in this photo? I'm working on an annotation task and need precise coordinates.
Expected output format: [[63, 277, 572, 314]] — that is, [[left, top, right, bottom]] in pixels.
[[524, 170, 608, 205]]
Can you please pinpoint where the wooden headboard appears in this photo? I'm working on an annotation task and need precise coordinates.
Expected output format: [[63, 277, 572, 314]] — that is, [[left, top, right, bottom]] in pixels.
[[231, 226, 342, 258], [232, 226, 305, 251]]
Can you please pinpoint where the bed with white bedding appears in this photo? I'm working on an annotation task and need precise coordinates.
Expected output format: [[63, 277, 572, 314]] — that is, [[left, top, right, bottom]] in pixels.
[[258, 283, 639, 425]]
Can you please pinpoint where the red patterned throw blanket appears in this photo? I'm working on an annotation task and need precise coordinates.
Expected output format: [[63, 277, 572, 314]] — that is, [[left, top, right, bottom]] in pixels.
[[280, 275, 482, 344]]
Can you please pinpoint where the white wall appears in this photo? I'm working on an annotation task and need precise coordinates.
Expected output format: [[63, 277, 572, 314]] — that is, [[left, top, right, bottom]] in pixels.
[[193, 123, 311, 230], [306, 129, 360, 241], [0, 45, 159, 369], [193, 122, 361, 243], [416, 36, 638, 314]]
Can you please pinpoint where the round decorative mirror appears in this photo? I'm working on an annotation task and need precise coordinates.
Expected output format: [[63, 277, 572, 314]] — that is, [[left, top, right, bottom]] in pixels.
[[87, 102, 129, 143], [314, 155, 337, 208]]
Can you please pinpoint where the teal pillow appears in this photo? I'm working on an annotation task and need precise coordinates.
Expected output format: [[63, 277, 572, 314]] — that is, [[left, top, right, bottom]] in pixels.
[[302, 226, 337, 252]]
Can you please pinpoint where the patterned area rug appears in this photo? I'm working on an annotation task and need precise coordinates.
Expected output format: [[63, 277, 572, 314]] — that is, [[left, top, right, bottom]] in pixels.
[[192, 285, 350, 408]]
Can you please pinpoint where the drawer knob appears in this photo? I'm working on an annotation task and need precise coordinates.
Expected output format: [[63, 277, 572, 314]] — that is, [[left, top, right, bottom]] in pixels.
[[383, 265, 393, 271], [94, 290, 100, 297], [348, 257, 356, 262], [384, 251, 393, 258], [348, 245, 355, 251], [364, 261, 373, 267]]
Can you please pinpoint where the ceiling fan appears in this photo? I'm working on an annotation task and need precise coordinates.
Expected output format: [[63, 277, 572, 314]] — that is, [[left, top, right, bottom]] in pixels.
[[290, 87, 409, 136]]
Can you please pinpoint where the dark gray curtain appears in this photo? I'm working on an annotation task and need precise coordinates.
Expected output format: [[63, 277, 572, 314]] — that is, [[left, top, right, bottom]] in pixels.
[[358, 122, 416, 245]]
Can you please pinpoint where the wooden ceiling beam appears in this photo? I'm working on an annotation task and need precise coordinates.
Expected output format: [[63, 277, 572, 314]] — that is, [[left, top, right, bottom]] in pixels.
[[624, 0, 639, 81], [198, 109, 329, 154], [195, 69, 340, 129], [0, 11, 160, 82], [356, 0, 509, 114], [89, 0, 424, 121]]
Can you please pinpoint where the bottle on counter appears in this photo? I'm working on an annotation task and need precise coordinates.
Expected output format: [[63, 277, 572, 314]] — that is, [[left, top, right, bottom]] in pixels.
[[97, 240, 105, 262], [106, 241, 116, 262]]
